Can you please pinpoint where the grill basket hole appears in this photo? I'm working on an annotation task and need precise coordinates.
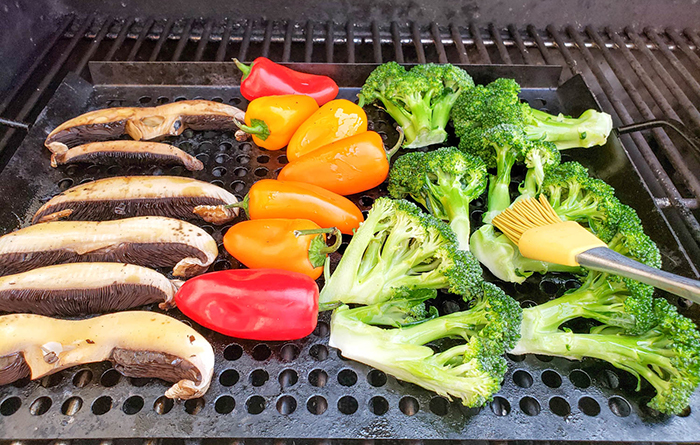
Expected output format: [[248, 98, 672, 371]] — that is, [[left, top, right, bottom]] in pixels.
[[309, 369, 328, 387], [276, 395, 297, 415], [608, 396, 631, 417], [185, 398, 205, 415], [257, 154, 270, 163], [535, 354, 553, 362], [598, 369, 620, 389], [578, 396, 601, 416], [569, 369, 591, 388], [399, 396, 419, 416], [41, 372, 64, 388], [279, 369, 298, 388], [549, 396, 571, 416], [122, 396, 144, 415], [252, 344, 272, 361], [254, 167, 269, 177], [491, 396, 511, 416], [338, 369, 358, 387], [246, 396, 266, 414], [61, 397, 82, 415], [542, 370, 562, 388], [153, 396, 174, 415], [30, 396, 52, 416], [0, 397, 21, 416], [506, 353, 526, 362], [280, 343, 300, 361], [429, 397, 449, 416], [129, 377, 151, 387], [519, 396, 541, 416], [91, 396, 112, 415], [250, 369, 269, 386], [313, 321, 329, 337], [338, 396, 358, 415], [367, 369, 387, 387], [224, 344, 243, 361], [100, 368, 121, 387], [369, 396, 389, 415], [307, 395, 327, 415], [310, 344, 328, 361], [215, 395, 235, 414], [219, 369, 239, 387], [513, 370, 533, 388], [73, 369, 93, 387]]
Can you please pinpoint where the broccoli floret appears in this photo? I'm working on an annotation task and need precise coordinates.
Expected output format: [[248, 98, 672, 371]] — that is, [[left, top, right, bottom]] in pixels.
[[329, 281, 522, 407], [388, 147, 487, 250], [358, 62, 474, 148], [517, 139, 561, 199], [452, 78, 523, 156], [512, 295, 700, 415], [540, 162, 617, 236], [318, 198, 483, 310], [452, 78, 613, 152]]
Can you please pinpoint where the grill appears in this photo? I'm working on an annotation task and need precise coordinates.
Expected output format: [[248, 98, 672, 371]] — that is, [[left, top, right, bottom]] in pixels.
[[1, 12, 700, 444]]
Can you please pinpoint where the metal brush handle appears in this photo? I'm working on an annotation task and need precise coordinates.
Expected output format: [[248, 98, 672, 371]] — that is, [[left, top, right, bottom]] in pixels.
[[577, 247, 700, 303]]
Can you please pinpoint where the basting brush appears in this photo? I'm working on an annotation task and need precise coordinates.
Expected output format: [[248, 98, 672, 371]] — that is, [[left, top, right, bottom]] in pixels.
[[492, 195, 700, 302]]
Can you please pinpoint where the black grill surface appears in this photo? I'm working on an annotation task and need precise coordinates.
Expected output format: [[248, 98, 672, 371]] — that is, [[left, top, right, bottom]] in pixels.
[[0, 63, 697, 442]]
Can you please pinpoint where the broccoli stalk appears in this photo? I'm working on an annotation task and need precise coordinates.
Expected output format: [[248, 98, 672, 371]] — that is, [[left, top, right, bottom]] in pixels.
[[329, 282, 522, 407], [512, 296, 700, 415], [522, 107, 614, 150], [318, 198, 483, 310], [388, 147, 487, 251], [480, 124, 527, 223], [359, 62, 474, 148]]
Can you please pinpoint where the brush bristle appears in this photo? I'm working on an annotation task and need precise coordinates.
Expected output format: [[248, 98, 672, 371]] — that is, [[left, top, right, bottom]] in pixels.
[[492, 195, 563, 245]]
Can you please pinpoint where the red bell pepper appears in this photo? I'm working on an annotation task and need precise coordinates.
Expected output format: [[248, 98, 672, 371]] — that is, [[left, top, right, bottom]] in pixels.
[[174, 269, 319, 341], [234, 57, 339, 106]]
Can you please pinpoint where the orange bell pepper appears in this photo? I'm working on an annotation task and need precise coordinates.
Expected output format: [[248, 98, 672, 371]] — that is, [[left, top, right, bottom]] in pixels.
[[226, 179, 364, 235], [223, 219, 341, 280], [286, 99, 367, 161], [277, 129, 403, 196], [237, 95, 319, 150]]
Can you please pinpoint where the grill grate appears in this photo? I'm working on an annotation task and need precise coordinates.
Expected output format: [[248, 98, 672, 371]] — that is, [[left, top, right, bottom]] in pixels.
[[1, 17, 699, 258]]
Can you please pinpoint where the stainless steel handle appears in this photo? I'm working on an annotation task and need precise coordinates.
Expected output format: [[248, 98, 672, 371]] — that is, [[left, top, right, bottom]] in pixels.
[[576, 247, 700, 303]]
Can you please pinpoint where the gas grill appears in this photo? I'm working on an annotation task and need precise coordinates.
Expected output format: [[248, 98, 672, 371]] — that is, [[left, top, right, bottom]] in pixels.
[[1, 5, 700, 443]]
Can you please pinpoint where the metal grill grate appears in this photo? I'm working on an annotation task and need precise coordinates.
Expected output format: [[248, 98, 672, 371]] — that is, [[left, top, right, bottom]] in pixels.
[[0, 17, 698, 260]]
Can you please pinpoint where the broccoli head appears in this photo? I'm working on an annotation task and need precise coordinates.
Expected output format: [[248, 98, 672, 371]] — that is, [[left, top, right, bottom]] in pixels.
[[329, 281, 522, 407], [359, 62, 474, 148], [318, 198, 483, 310], [388, 147, 487, 250]]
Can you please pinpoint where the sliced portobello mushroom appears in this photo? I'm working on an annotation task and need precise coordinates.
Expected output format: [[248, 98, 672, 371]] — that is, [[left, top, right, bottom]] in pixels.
[[50, 140, 204, 171], [0, 263, 182, 316], [32, 176, 239, 225], [45, 100, 246, 154], [0, 311, 215, 399], [0, 216, 218, 277]]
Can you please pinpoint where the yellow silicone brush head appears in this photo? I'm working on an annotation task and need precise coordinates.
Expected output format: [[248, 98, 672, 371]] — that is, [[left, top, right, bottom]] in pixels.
[[492, 196, 607, 267]]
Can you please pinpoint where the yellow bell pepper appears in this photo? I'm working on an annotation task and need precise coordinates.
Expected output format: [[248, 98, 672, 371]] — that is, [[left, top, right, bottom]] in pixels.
[[238, 95, 319, 151], [286, 99, 367, 161]]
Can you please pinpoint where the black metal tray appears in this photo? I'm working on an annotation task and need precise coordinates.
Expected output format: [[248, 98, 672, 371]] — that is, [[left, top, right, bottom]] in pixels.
[[0, 62, 698, 442]]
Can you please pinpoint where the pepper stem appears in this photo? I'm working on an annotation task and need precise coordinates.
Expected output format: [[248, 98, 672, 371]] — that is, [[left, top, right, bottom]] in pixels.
[[224, 194, 250, 218], [233, 58, 253, 81], [234, 118, 271, 141], [295, 227, 342, 268], [385, 126, 405, 160]]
